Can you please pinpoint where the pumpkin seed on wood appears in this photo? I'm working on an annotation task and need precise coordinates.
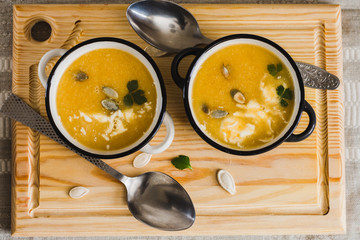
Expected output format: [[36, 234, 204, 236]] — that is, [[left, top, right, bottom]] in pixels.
[[101, 99, 119, 111], [102, 86, 118, 99], [133, 153, 152, 168], [230, 89, 245, 104], [217, 169, 236, 195], [201, 104, 210, 114], [222, 64, 230, 79], [210, 110, 228, 119], [69, 186, 89, 199], [75, 71, 88, 81]]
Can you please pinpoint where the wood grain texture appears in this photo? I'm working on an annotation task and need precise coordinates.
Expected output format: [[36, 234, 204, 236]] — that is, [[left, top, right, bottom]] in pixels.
[[27, 64, 41, 217], [314, 25, 330, 215], [45, 20, 83, 75], [11, 4, 344, 236]]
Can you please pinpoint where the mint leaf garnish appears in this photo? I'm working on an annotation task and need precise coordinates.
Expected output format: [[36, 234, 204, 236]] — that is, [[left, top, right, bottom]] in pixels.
[[277, 85, 293, 107], [268, 63, 283, 76], [123, 80, 147, 106], [127, 80, 138, 92], [123, 94, 133, 106], [267, 64, 277, 76], [171, 155, 192, 170], [280, 99, 288, 107], [282, 88, 292, 100], [276, 85, 285, 96], [132, 89, 147, 105]]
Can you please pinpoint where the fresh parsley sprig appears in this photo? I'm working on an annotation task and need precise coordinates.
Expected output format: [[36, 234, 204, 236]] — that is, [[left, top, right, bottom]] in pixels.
[[276, 85, 293, 107], [267, 63, 283, 76], [123, 80, 147, 106]]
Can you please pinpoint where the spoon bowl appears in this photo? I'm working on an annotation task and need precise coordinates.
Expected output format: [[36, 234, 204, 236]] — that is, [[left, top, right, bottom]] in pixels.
[[99, 166, 196, 231], [127, 0, 212, 53], [126, 172, 195, 231]]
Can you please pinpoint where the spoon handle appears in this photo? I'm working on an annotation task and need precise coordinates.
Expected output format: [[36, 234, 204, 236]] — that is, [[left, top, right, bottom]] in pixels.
[[295, 62, 340, 90], [0, 93, 127, 182]]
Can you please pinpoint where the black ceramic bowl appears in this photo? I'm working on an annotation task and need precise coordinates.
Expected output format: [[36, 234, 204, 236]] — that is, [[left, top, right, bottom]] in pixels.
[[171, 34, 316, 155], [38, 37, 174, 159]]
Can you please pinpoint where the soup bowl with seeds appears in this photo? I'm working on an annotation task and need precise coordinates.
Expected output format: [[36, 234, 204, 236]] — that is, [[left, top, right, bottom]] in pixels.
[[171, 34, 316, 155], [38, 37, 174, 159]]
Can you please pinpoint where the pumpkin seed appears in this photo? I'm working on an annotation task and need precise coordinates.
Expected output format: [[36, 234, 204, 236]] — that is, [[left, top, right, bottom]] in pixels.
[[133, 153, 152, 168], [102, 86, 118, 99], [75, 71, 88, 81], [201, 104, 210, 114], [210, 110, 228, 119], [69, 186, 89, 199], [217, 169, 236, 195], [101, 99, 119, 111], [222, 64, 230, 79], [230, 89, 239, 98], [230, 89, 245, 104]]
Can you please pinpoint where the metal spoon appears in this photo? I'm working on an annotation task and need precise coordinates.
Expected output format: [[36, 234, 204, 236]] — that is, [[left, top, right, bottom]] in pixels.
[[127, 0, 340, 90], [127, 0, 212, 53], [0, 93, 195, 231]]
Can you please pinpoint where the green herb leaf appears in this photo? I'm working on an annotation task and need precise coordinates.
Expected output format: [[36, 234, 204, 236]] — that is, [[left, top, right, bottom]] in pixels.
[[127, 80, 138, 92], [267, 64, 277, 76], [268, 63, 283, 76], [123, 94, 133, 106], [132, 89, 147, 105], [280, 99, 288, 107], [171, 155, 192, 170], [133, 89, 144, 95], [282, 88, 293, 100], [277, 85, 292, 107], [276, 85, 285, 96]]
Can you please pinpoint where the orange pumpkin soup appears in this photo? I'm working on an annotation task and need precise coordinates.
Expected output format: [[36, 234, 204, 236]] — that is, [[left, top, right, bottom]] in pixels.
[[56, 48, 157, 151]]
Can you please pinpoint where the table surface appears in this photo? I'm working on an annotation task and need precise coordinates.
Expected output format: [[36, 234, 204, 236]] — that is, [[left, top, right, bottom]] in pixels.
[[0, 0, 359, 239]]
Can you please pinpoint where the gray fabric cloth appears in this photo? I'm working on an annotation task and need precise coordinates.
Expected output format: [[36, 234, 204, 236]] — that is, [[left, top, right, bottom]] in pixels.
[[0, 0, 359, 239]]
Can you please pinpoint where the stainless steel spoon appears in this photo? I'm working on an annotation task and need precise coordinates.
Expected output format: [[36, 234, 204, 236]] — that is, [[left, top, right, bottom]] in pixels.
[[0, 93, 195, 231], [127, 0, 340, 90]]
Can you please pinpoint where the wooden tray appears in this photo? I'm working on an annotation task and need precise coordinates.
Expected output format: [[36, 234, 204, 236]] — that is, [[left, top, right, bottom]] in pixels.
[[11, 4, 345, 236]]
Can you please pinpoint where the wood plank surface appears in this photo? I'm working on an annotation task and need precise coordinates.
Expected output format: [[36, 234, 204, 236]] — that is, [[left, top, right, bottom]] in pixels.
[[11, 4, 345, 236]]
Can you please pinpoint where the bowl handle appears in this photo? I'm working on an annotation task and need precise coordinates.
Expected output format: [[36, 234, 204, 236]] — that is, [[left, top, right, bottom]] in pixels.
[[140, 112, 175, 154], [285, 100, 316, 142], [171, 48, 203, 89], [38, 49, 67, 88]]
